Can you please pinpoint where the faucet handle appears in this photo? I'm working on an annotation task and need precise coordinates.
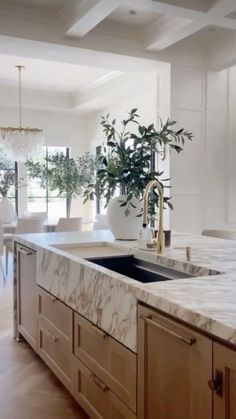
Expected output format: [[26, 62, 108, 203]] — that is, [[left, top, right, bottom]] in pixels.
[[186, 246, 191, 261]]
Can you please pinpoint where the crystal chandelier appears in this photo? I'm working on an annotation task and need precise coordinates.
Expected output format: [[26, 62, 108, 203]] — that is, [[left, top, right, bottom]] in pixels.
[[0, 65, 44, 162]]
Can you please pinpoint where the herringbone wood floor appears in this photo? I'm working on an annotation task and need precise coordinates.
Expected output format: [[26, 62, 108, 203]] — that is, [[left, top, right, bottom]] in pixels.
[[0, 261, 88, 419]]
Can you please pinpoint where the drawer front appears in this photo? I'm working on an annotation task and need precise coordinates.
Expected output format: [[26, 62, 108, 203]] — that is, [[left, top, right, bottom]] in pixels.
[[38, 317, 73, 392], [73, 356, 136, 419], [37, 286, 72, 339], [74, 313, 136, 413]]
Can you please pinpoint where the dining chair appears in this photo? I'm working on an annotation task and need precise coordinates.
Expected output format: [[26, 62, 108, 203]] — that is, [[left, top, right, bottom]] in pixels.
[[22, 211, 48, 221], [93, 214, 109, 230], [55, 217, 82, 232], [0, 220, 6, 282], [202, 229, 236, 240], [5, 217, 44, 275]]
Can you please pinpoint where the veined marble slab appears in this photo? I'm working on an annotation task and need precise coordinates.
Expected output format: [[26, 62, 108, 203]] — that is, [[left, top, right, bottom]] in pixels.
[[51, 241, 131, 259], [14, 230, 236, 352]]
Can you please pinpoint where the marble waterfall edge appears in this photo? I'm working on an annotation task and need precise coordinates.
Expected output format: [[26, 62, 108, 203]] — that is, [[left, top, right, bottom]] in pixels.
[[37, 248, 137, 351]]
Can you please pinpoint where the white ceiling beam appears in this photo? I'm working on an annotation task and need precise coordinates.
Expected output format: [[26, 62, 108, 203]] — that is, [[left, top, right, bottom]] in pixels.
[[146, 17, 208, 51], [65, 0, 122, 38], [211, 16, 236, 30], [145, 0, 236, 52]]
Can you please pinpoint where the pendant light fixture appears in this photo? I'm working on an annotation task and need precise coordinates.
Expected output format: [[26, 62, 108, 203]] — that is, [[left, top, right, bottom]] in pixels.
[[0, 65, 44, 162]]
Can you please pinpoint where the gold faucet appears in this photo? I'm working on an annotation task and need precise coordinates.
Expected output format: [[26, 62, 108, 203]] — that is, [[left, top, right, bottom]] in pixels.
[[143, 179, 165, 254]]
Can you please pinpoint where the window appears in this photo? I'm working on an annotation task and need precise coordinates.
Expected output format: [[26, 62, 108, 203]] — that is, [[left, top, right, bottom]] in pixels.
[[27, 146, 69, 219], [0, 146, 18, 212]]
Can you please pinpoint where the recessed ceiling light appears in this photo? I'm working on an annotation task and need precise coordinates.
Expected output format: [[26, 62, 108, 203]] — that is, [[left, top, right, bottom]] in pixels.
[[128, 9, 137, 16]]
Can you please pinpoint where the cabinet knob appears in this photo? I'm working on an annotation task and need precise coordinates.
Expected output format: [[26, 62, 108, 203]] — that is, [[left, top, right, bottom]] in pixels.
[[208, 379, 217, 391], [208, 370, 223, 397]]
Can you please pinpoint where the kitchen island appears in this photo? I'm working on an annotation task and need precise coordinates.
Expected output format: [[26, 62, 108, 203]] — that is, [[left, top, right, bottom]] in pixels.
[[14, 230, 236, 419]]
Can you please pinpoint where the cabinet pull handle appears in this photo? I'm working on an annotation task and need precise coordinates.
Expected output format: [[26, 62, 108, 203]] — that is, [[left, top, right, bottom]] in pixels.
[[90, 373, 109, 393], [208, 370, 223, 397], [46, 330, 58, 343], [18, 247, 34, 256], [140, 315, 196, 346], [91, 324, 108, 339], [48, 295, 58, 302]]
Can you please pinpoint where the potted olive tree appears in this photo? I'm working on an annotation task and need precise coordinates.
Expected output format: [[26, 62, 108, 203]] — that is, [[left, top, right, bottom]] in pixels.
[[83, 109, 193, 240], [26, 152, 98, 217]]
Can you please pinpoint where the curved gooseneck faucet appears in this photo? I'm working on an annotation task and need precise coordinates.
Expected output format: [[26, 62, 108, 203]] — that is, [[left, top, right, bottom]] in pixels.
[[143, 179, 165, 254]]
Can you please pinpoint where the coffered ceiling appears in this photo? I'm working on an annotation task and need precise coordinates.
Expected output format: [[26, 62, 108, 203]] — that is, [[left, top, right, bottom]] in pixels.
[[0, 0, 236, 113], [0, 0, 235, 71]]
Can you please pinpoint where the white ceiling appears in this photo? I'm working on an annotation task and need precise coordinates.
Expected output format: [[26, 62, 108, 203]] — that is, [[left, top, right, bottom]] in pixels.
[[106, 4, 162, 27], [0, 54, 113, 92], [0, 0, 234, 70], [0, 0, 236, 67], [0, 0, 72, 14], [0, 0, 236, 113]]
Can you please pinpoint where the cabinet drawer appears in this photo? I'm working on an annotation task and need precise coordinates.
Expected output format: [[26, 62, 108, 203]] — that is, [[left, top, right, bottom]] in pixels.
[[74, 312, 136, 413], [74, 356, 136, 419], [37, 286, 72, 340], [38, 317, 73, 392]]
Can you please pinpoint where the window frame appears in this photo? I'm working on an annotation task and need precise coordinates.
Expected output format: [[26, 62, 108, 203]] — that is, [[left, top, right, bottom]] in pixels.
[[27, 146, 70, 217], [0, 154, 18, 213]]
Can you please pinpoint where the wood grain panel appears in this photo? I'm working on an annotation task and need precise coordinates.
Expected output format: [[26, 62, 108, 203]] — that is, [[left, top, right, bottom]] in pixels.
[[73, 356, 136, 419], [74, 312, 136, 412]]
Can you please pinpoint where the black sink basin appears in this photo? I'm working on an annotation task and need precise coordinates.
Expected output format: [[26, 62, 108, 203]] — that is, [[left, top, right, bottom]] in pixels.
[[87, 255, 196, 283]]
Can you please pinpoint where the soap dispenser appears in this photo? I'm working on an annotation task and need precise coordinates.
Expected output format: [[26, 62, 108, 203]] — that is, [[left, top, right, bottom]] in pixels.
[[138, 226, 154, 249]]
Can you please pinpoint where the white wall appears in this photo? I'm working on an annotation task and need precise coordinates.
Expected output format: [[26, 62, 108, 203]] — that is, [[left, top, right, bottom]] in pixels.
[[205, 67, 236, 230], [0, 106, 87, 152], [170, 65, 206, 233], [89, 72, 159, 149], [170, 64, 236, 234], [86, 71, 171, 225], [0, 106, 90, 217], [157, 64, 171, 229]]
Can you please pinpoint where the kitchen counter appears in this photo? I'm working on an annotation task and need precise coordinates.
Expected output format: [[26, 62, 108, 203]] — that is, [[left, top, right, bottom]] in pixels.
[[14, 230, 236, 352]]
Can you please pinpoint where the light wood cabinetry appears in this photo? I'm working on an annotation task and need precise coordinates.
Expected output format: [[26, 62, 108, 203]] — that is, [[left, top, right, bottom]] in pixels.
[[37, 287, 73, 393], [213, 343, 236, 419], [74, 312, 136, 413], [35, 286, 137, 417], [138, 304, 212, 419], [73, 356, 136, 419], [17, 250, 236, 419], [38, 287, 73, 340], [16, 244, 37, 351]]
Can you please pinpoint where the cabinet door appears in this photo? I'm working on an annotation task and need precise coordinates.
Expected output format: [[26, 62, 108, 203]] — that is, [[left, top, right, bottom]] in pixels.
[[17, 244, 37, 351], [213, 343, 236, 419], [138, 304, 212, 419]]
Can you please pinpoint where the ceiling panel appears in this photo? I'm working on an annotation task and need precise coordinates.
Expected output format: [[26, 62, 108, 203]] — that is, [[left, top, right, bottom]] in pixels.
[[106, 4, 163, 27], [0, 54, 113, 93], [152, 0, 215, 12], [226, 10, 236, 20], [0, 0, 76, 14]]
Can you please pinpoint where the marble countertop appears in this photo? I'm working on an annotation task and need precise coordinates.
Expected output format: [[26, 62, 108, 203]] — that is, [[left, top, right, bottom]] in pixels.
[[14, 230, 236, 352]]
